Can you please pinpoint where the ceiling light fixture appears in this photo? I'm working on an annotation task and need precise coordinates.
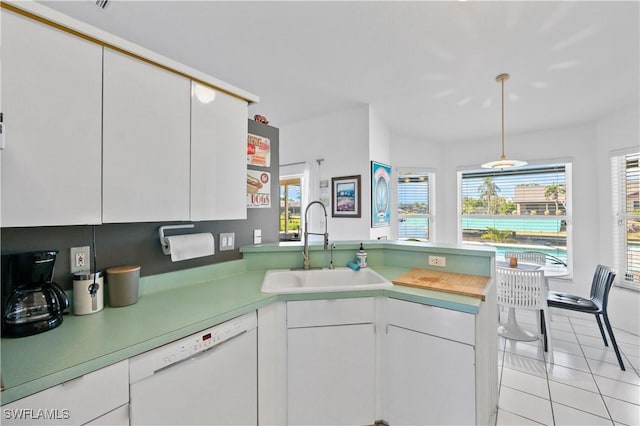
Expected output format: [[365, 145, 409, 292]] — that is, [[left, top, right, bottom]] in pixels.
[[481, 73, 527, 169]]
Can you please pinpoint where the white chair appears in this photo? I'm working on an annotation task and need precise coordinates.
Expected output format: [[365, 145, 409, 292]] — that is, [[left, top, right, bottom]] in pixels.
[[496, 267, 553, 362], [504, 251, 546, 265]]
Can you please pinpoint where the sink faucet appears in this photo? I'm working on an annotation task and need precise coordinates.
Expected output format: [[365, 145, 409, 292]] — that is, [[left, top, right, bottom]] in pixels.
[[302, 201, 329, 270]]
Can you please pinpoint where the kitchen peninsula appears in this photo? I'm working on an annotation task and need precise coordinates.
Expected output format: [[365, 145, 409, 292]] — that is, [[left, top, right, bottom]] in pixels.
[[1, 241, 497, 425]]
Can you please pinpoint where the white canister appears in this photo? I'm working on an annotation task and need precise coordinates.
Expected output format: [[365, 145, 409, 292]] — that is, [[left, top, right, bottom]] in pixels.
[[73, 272, 104, 315]]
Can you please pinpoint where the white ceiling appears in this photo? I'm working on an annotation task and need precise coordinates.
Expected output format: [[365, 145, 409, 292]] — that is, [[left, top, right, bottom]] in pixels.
[[37, 1, 639, 143]]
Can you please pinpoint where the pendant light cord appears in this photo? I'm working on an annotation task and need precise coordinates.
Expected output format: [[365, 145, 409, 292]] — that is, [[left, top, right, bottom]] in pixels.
[[501, 77, 505, 160], [497, 73, 509, 161]]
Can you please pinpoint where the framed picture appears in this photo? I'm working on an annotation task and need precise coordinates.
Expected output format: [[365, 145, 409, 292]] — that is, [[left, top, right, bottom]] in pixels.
[[331, 175, 361, 218], [371, 161, 391, 227]]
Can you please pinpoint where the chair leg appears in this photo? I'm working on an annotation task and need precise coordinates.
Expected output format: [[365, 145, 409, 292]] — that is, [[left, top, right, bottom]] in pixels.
[[595, 314, 609, 347], [602, 313, 625, 371], [540, 309, 548, 352], [542, 308, 553, 363]]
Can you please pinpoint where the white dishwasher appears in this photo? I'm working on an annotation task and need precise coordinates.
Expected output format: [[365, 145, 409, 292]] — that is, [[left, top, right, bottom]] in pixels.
[[129, 311, 257, 425]]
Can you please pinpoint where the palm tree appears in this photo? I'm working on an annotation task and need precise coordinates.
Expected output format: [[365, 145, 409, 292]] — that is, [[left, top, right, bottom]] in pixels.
[[544, 184, 566, 213], [478, 177, 500, 214]]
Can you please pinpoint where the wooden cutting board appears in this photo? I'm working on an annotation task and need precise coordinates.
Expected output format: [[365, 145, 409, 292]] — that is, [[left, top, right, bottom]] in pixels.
[[392, 268, 490, 300]]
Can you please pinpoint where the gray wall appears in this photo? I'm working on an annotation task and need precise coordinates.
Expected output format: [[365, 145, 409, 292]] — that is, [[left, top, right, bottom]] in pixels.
[[1, 120, 279, 289]]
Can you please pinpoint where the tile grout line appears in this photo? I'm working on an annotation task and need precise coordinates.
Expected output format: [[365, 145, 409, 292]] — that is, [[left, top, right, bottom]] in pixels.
[[566, 317, 615, 424], [497, 315, 640, 425]]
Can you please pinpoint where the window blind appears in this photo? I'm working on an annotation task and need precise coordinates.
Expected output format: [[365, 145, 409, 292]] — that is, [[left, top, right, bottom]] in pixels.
[[459, 163, 569, 263], [612, 152, 640, 285], [397, 172, 430, 240]]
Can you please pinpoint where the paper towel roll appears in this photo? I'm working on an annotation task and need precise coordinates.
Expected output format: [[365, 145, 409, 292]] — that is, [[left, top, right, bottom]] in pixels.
[[164, 233, 215, 262]]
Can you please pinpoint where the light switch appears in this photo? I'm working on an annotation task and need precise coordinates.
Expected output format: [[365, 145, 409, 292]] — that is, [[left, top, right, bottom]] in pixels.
[[253, 229, 262, 245]]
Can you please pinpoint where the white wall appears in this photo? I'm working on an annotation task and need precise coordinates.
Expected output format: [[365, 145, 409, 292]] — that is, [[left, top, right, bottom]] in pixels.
[[390, 135, 443, 241], [368, 106, 391, 240], [280, 105, 372, 240], [280, 105, 394, 242]]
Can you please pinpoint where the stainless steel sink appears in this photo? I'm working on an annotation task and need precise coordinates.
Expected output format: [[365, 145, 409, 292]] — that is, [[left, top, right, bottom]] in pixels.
[[261, 267, 392, 294]]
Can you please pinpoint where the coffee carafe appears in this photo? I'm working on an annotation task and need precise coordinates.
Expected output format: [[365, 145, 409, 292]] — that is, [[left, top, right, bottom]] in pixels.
[[2, 250, 69, 337]]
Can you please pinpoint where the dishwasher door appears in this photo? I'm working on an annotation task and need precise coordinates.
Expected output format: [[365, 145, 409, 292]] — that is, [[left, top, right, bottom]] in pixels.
[[129, 314, 257, 425]]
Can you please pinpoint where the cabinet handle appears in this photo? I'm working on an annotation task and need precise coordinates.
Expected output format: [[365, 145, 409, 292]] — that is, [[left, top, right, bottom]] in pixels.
[[61, 375, 85, 387]]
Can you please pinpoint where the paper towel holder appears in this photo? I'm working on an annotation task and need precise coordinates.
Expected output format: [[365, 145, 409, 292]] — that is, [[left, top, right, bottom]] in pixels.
[[159, 224, 195, 255]]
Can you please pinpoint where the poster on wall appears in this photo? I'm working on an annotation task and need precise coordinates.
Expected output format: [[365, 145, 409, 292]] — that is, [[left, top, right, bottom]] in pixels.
[[371, 161, 391, 227], [247, 169, 271, 208], [247, 133, 271, 167]]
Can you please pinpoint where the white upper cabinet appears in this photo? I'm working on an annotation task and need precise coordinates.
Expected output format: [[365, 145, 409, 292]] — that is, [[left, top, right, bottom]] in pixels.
[[102, 49, 191, 223], [190, 83, 248, 221], [1, 11, 102, 227]]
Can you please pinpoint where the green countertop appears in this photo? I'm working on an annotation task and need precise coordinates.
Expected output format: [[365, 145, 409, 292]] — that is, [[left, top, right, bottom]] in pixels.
[[1, 243, 493, 405]]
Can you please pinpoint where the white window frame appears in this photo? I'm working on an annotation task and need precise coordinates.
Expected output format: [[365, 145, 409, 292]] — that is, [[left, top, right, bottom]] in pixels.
[[395, 168, 436, 242], [457, 159, 573, 276], [611, 148, 640, 290], [279, 173, 304, 240]]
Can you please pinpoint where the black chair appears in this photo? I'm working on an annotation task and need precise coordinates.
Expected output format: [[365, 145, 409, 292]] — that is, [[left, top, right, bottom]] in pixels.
[[546, 264, 625, 371]]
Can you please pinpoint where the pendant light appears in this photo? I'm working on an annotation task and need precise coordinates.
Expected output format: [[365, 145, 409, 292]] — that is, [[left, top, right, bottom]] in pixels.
[[481, 73, 527, 169]]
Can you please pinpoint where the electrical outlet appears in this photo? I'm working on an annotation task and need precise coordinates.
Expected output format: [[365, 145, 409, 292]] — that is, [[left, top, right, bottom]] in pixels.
[[220, 232, 235, 251], [428, 255, 446, 267], [70, 246, 91, 274], [253, 229, 262, 245]]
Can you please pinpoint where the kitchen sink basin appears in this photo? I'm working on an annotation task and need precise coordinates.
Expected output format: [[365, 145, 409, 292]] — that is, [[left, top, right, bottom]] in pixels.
[[261, 267, 393, 294]]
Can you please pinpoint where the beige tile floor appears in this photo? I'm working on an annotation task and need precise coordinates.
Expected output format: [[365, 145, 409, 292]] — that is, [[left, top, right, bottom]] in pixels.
[[496, 310, 640, 425]]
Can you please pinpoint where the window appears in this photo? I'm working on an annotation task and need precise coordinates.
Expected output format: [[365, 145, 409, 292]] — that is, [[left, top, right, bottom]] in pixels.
[[280, 177, 302, 241], [397, 170, 433, 241], [612, 151, 640, 286], [459, 163, 570, 265]]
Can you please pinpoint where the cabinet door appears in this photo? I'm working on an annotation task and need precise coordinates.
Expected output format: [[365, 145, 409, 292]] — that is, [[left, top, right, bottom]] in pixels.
[[1, 11, 102, 227], [191, 82, 248, 221], [102, 48, 190, 223], [1, 360, 128, 426], [288, 323, 376, 425], [84, 404, 128, 426], [383, 325, 476, 425]]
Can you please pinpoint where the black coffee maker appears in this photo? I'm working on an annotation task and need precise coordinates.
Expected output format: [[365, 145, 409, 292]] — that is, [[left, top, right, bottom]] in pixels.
[[1, 250, 69, 337]]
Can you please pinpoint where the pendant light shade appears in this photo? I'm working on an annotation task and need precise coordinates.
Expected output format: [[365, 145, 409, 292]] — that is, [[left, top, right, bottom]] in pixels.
[[481, 73, 527, 169]]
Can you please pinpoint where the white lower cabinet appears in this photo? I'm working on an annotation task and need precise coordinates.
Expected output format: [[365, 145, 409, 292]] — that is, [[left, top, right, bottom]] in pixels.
[[258, 295, 497, 425], [286, 298, 376, 426], [382, 297, 498, 425], [1, 360, 128, 426], [84, 404, 129, 426], [383, 325, 475, 425]]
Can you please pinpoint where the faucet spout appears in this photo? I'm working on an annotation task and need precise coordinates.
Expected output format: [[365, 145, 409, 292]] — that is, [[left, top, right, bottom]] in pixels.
[[303, 201, 329, 270]]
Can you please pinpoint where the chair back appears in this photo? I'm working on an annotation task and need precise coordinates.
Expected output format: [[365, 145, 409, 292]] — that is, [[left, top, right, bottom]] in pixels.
[[589, 264, 616, 311], [504, 251, 546, 265], [496, 267, 547, 310]]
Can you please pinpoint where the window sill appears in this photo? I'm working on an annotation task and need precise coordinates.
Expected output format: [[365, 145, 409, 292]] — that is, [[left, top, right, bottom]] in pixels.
[[614, 280, 640, 292]]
